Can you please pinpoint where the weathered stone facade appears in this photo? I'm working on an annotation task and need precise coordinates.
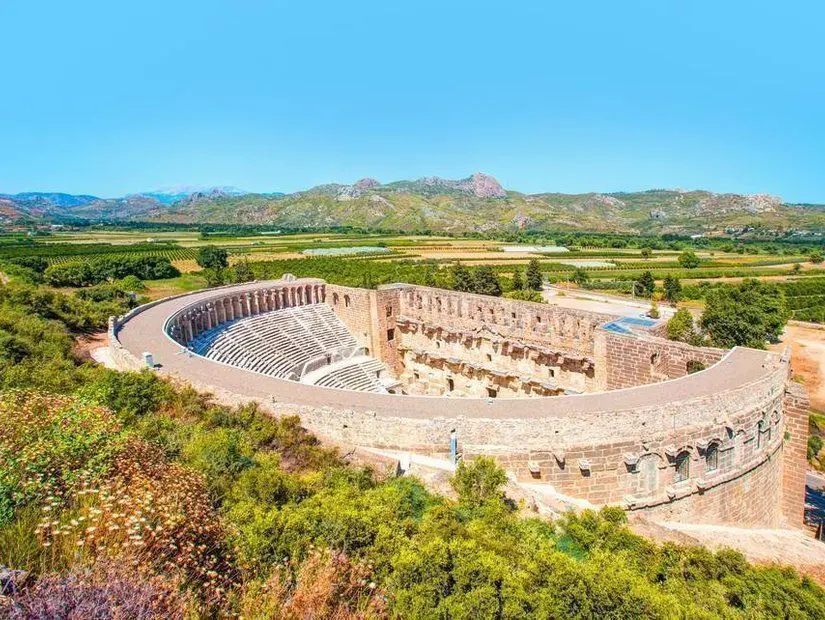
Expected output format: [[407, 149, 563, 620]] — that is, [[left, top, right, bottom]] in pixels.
[[110, 279, 811, 529]]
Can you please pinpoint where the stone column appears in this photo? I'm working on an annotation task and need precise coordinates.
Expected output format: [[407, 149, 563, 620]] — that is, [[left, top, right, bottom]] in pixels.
[[204, 305, 213, 330]]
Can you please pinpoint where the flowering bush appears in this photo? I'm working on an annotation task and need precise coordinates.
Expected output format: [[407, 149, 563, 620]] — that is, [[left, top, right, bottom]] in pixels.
[[36, 439, 237, 611], [0, 391, 124, 527]]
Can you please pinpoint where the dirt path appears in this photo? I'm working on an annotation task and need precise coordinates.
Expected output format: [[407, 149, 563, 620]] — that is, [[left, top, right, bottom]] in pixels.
[[770, 323, 825, 410], [73, 331, 107, 362]]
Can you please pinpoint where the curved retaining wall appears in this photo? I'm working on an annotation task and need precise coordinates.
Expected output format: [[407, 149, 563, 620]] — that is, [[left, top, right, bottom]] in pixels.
[[111, 279, 808, 527]]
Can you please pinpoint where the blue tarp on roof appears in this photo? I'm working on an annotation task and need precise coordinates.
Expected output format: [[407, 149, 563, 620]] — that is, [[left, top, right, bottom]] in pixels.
[[601, 315, 659, 335]]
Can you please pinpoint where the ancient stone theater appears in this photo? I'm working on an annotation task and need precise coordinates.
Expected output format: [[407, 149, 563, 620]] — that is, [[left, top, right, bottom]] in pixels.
[[110, 277, 810, 528]]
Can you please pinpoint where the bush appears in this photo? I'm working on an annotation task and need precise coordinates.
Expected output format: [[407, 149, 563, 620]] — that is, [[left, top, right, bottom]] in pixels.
[[667, 308, 695, 343], [808, 435, 823, 462], [0, 391, 124, 527], [504, 289, 544, 303], [678, 250, 701, 269], [572, 267, 589, 284], [451, 457, 508, 509], [6, 562, 188, 619], [119, 274, 146, 292], [77, 369, 173, 425]]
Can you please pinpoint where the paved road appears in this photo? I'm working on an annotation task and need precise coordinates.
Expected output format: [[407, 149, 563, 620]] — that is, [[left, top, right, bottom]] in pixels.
[[542, 285, 676, 320]]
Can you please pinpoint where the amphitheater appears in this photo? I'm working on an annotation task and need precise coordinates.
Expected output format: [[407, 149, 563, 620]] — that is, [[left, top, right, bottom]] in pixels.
[[110, 276, 810, 529]]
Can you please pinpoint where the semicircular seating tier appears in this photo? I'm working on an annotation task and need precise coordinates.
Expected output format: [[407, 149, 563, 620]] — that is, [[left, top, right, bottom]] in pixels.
[[187, 303, 389, 392]]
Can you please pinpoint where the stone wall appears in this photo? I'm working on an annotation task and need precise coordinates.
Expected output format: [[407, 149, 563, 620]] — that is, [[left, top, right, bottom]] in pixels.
[[602, 331, 726, 389], [325, 285, 401, 370], [396, 285, 616, 357], [395, 319, 594, 396], [325, 285, 374, 351], [109, 279, 807, 528], [782, 381, 810, 527]]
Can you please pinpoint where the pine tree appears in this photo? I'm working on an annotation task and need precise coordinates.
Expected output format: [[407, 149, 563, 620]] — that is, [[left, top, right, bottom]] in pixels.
[[526, 259, 543, 291], [511, 268, 524, 291], [471, 266, 502, 297]]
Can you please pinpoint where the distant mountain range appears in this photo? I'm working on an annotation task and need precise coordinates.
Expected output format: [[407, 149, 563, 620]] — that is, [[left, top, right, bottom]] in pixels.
[[3, 173, 825, 235]]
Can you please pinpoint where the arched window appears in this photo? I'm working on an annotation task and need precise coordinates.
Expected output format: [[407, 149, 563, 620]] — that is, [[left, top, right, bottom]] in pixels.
[[757, 412, 771, 448], [344, 295, 351, 308], [332, 293, 339, 305], [705, 443, 719, 472], [674, 451, 690, 483], [686, 360, 706, 374]]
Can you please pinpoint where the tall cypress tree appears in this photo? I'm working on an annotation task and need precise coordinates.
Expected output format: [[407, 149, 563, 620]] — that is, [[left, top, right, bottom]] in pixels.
[[511, 268, 524, 291], [526, 259, 543, 291]]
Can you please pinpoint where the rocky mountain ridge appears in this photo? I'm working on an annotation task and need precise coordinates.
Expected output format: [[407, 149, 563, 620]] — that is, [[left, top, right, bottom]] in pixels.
[[2, 175, 823, 234]]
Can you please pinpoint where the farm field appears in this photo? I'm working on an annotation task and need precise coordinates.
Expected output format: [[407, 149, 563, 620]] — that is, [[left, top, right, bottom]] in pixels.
[[3, 229, 825, 319]]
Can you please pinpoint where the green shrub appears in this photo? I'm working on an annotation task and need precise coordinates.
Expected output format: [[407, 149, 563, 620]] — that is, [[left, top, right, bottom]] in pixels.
[[451, 457, 509, 509], [119, 274, 146, 291]]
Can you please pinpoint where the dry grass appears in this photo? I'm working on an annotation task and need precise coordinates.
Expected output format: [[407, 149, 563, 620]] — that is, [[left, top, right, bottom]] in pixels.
[[35, 439, 237, 611], [239, 549, 386, 619]]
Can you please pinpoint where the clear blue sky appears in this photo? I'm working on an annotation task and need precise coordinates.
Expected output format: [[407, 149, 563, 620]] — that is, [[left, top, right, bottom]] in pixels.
[[2, 1, 824, 202]]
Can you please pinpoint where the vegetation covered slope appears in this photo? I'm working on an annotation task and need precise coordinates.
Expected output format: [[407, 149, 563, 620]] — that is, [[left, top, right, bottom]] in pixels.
[[0, 278, 824, 617]]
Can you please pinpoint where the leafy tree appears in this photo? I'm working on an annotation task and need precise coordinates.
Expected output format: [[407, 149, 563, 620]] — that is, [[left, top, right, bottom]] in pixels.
[[810, 250, 824, 265], [663, 276, 682, 303], [525, 258, 543, 291], [637, 271, 656, 297], [667, 308, 695, 343], [451, 457, 508, 509], [511, 268, 524, 291], [196, 246, 229, 271], [204, 268, 226, 288], [504, 289, 544, 302], [640, 247, 653, 259], [43, 256, 178, 287], [232, 260, 254, 283], [451, 262, 473, 292], [571, 267, 589, 285], [700, 280, 790, 348], [471, 266, 502, 297], [678, 250, 701, 269]]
